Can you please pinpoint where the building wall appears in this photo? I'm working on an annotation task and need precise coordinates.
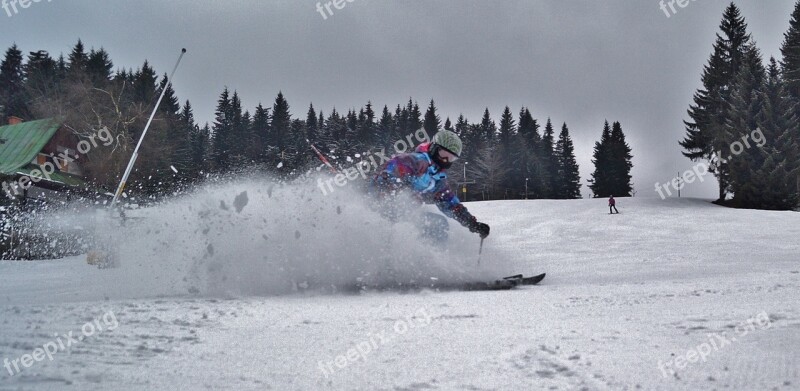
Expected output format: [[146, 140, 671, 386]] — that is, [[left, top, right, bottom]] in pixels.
[[38, 127, 82, 176]]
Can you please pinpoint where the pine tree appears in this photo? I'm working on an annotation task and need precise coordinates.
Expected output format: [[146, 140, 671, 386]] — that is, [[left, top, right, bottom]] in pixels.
[[132, 61, 158, 107], [191, 123, 211, 176], [227, 91, 246, 166], [726, 43, 766, 207], [589, 121, 613, 197], [23, 50, 58, 114], [270, 91, 292, 168], [541, 118, 558, 198], [322, 109, 346, 163], [236, 109, 254, 165], [343, 109, 359, 157], [362, 101, 376, 147], [781, 1, 800, 102], [498, 106, 515, 146], [289, 118, 309, 169], [423, 99, 441, 136], [608, 121, 634, 196], [252, 103, 271, 164], [554, 123, 582, 199], [86, 48, 113, 86], [497, 106, 517, 197], [444, 117, 453, 131], [306, 103, 318, 144], [454, 114, 469, 137], [480, 108, 496, 142], [681, 3, 753, 202], [55, 54, 67, 83], [157, 74, 181, 116], [0, 44, 27, 119], [175, 100, 197, 176], [515, 108, 544, 198], [66, 39, 88, 78], [752, 58, 800, 209], [780, 0, 800, 202], [377, 105, 394, 151], [409, 100, 422, 134], [212, 88, 233, 171]]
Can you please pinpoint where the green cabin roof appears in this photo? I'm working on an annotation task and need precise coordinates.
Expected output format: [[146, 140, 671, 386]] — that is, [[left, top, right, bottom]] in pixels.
[[0, 118, 87, 190], [0, 118, 61, 175]]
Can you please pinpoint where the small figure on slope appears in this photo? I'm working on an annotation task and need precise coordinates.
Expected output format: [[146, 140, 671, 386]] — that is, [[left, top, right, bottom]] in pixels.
[[609, 195, 619, 214], [369, 130, 490, 241]]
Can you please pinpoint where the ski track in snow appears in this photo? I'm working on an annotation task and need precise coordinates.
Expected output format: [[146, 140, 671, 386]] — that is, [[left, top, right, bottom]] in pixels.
[[1, 186, 799, 390]]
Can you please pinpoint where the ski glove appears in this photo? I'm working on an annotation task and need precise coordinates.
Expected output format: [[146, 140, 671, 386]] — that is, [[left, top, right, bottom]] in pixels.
[[470, 221, 490, 239]]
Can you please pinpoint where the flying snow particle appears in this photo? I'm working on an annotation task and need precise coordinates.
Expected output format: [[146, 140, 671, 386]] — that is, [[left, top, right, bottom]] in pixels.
[[233, 191, 248, 213]]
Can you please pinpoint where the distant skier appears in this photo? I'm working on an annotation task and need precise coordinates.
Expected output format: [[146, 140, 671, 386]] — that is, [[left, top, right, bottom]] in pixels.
[[369, 130, 490, 241], [609, 195, 619, 214]]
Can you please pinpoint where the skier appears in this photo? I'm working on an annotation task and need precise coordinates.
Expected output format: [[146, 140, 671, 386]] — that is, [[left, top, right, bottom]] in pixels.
[[609, 195, 619, 214], [369, 130, 490, 241]]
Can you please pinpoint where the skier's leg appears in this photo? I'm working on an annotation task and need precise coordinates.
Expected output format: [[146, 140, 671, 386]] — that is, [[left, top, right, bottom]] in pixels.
[[420, 212, 449, 242]]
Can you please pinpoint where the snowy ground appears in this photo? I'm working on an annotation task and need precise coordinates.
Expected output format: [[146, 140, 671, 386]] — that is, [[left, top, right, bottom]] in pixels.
[[1, 193, 799, 390]]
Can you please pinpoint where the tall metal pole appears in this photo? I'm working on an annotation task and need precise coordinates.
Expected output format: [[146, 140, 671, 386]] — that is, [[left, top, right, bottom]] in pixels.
[[111, 49, 187, 208], [463, 161, 467, 202], [525, 177, 529, 199]]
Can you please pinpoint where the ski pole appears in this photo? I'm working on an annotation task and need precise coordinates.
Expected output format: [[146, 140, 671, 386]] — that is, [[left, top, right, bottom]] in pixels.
[[308, 139, 338, 174], [478, 237, 484, 266]]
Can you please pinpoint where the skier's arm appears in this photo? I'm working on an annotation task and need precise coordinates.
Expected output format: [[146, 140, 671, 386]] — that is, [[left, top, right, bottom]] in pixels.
[[433, 181, 490, 238]]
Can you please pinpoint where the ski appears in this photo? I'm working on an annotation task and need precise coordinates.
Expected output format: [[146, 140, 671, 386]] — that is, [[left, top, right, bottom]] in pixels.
[[502, 273, 547, 286], [430, 273, 547, 291], [452, 273, 546, 291], [343, 273, 546, 292], [460, 279, 518, 291]]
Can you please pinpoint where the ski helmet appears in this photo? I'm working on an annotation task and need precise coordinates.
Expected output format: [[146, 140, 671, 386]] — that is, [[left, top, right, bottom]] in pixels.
[[429, 130, 462, 169], [431, 130, 462, 157]]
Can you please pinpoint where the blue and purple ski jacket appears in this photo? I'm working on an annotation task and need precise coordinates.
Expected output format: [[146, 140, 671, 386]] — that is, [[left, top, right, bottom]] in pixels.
[[370, 143, 476, 228]]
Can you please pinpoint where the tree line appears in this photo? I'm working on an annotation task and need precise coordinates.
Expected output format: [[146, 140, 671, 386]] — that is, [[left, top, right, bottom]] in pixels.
[[682, 2, 800, 210], [1, 40, 636, 204]]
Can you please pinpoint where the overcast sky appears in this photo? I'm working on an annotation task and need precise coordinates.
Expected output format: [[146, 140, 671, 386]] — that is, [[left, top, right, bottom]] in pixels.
[[1, 0, 797, 198]]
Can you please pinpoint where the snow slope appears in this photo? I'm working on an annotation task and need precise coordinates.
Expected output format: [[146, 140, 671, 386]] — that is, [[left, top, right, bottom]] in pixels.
[[0, 190, 798, 390]]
